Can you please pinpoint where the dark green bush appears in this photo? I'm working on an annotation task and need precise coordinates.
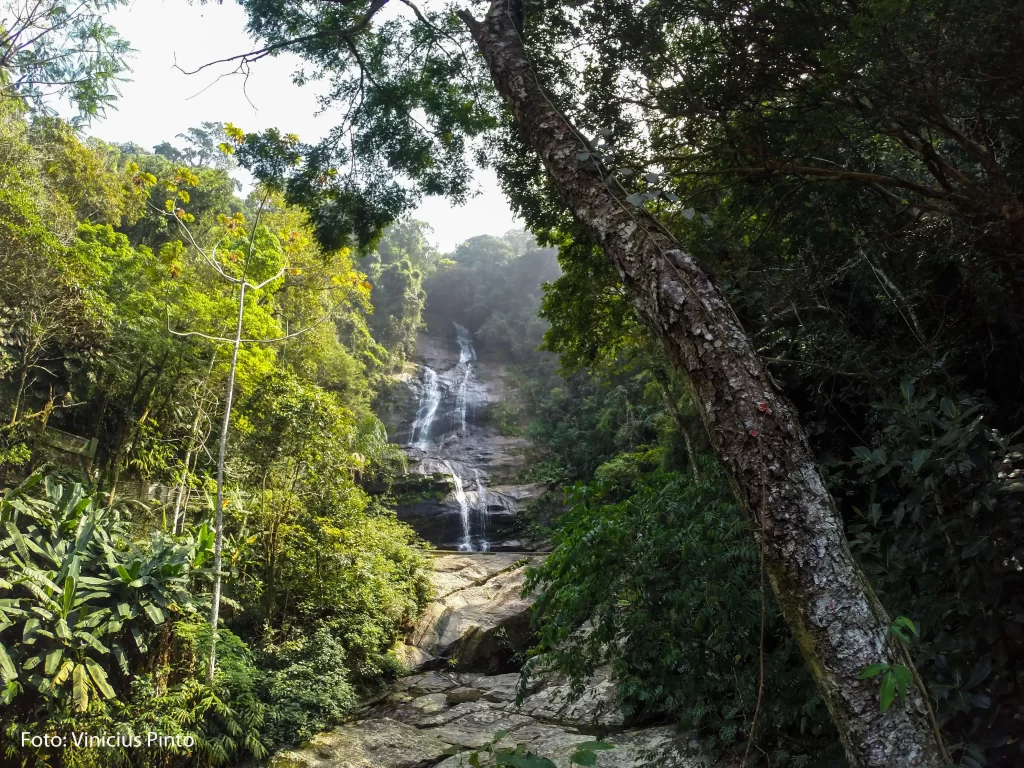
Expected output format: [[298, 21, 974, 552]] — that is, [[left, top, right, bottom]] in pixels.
[[259, 628, 357, 750]]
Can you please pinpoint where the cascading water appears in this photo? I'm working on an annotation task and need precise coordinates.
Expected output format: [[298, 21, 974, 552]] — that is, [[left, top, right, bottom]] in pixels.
[[454, 323, 477, 364], [474, 468, 490, 552], [444, 461, 473, 551], [411, 367, 441, 450], [405, 323, 494, 551], [453, 323, 475, 434]]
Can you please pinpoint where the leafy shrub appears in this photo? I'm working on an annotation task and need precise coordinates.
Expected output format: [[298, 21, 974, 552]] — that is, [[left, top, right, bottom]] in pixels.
[[259, 628, 357, 750], [0, 475, 267, 766], [838, 384, 1024, 762], [0, 474, 211, 713], [524, 458, 839, 766]]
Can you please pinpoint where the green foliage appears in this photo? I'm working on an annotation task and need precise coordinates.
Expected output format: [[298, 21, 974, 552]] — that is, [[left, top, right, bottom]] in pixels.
[[258, 628, 357, 750], [422, 232, 559, 362], [840, 386, 1024, 753], [0, 0, 131, 123], [0, 476, 267, 766], [524, 460, 837, 765], [0, 97, 433, 759], [0, 474, 209, 710]]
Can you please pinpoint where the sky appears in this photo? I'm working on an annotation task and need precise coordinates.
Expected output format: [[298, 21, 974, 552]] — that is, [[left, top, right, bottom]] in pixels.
[[88, 0, 520, 252]]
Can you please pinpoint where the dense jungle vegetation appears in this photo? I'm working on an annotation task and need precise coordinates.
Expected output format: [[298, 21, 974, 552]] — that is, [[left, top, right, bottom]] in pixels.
[[3, 0, 1024, 766], [0, 99, 443, 763]]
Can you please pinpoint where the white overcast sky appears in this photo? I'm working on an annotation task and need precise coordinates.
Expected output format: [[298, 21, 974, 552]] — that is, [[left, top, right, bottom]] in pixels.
[[88, 0, 519, 252]]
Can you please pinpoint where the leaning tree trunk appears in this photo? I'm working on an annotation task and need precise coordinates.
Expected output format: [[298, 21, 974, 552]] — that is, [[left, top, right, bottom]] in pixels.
[[457, 4, 944, 767]]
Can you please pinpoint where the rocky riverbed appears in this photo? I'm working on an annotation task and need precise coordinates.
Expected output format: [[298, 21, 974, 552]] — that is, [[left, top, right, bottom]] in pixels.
[[270, 554, 706, 768]]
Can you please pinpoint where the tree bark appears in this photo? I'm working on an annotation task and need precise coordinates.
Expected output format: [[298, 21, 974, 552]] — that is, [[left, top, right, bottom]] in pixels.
[[457, 4, 944, 766], [207, 282, 245, 683]]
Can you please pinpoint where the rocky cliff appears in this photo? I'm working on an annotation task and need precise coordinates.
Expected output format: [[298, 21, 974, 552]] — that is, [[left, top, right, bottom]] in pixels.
[[381, 326, 545, 551]]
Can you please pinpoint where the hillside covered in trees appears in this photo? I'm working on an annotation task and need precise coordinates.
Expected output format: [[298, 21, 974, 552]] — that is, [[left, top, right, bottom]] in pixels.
[[2, 0, 1024, 767]]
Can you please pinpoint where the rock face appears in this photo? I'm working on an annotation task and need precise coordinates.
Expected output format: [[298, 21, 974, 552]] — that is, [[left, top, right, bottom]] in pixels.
[[406, 553, 542, 672], [380, 327, 546, 551]]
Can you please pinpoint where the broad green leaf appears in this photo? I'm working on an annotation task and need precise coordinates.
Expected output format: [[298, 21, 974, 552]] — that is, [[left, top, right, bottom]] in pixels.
[[570, 751, 597, 766], [84, 658, 115, 699], [23, 655, 42, 671], [879, 670, 896, 712], [900, 379, 915, 404], [52, 659, 74, 687], [55, 618, 71, 641], [44, 648, 63, 675], [893, 617, 918, 636], [889, 624, 911, 643], [892, 664, 913, 701], [62, 575, 76, 615], [72, 663, 89, 711], [5, 522, 29, 560], [130, 625, 148, 654], [0, 642, 18, 682], [23, 617, 40, 642], [112, 644, 129, 675], [143, 603, 165, 625], [76, 631, 109, 654], [910, 449, 931, 472], [858, 663, 888, 679], [852, 446, 873, 462]]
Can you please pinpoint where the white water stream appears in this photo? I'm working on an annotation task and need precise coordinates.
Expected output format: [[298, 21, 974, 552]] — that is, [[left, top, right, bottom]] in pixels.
[[408, 322, 490, 550], [411, 367, 441, 450]]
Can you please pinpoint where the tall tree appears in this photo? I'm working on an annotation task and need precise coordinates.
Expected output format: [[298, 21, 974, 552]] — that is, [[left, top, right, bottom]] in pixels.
[[454, 5, 943, 765]]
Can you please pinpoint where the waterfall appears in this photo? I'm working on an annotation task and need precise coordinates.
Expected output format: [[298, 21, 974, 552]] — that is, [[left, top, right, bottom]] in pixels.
[[405, 323, 502, 552], [453, 323, 475, 434], [454, 366, 471, 433], [474, 468, 490, 551], [454, 322, 477, 364], [411, 367, 441, 450], [445, 461, 473, 551]]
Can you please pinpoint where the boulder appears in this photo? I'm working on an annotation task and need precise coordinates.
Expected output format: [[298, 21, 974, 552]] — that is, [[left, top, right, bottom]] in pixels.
[[407, 556, 540, 671], [411, 693, 450, 714], [269, 718, 449, 768], [391, 643, 436, 674], [514, 665, 624, 729], [399, 671, 461, 695], [446, 686, 483, 704]]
